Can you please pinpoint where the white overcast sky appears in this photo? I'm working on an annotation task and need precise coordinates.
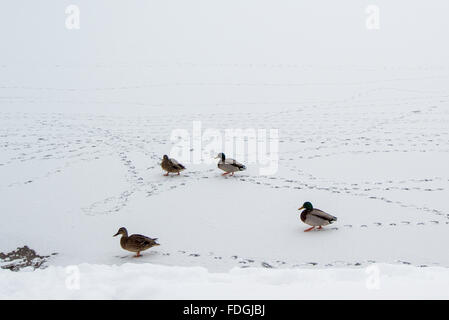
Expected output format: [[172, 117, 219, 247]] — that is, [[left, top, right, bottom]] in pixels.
[[0, 0, 448, 66]]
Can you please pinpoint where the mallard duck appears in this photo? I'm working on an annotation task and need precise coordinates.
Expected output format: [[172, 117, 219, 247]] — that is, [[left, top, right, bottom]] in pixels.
[[298, 202, 337, 232], [161, 154, 186, 176], [215, 152, 246, 176], [113, 227, 160, 257]]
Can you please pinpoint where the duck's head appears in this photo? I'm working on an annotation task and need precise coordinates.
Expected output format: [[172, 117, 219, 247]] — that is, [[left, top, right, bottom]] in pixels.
[[215, 153, 226, 161], [298, 201, 313, 211], [113, 227, 128, 237], [162, 155, 169, 160]]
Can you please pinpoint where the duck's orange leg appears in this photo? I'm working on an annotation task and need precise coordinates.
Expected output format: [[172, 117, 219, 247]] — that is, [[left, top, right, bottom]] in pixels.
[[222, 172, 230, 176], [164, 172, 169, 176], [134, 252, 141, 257], [304, 226, 315, 232], [317, 226, 323, 230]]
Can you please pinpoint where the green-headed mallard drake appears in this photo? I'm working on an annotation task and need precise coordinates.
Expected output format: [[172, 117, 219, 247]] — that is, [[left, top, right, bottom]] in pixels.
[[113, 227, 160, 257], [298, 202, 337, 232], [161, 154, 186, 176], [215, 152, 246, 176]]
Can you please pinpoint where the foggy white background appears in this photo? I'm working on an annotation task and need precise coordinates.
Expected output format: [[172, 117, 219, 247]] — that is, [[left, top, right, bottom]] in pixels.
[[1, 1, 448, 112], [1, 1, 448, 66]]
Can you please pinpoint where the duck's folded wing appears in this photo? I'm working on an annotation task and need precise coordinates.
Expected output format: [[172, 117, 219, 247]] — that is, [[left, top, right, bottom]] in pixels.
[[170, 158, 185, 170], [225, 158, 246, 170], [305, 214, 328, 226], [311, 209, 337, 221], [128, 235, 154, 247]]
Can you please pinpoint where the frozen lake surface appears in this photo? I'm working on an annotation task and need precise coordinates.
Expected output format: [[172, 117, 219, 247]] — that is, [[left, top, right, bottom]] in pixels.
[[1, 64, 448, 271]]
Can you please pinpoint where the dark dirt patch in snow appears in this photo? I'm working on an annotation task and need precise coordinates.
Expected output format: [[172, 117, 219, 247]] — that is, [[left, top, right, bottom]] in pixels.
[[0, 246, 56, 271]]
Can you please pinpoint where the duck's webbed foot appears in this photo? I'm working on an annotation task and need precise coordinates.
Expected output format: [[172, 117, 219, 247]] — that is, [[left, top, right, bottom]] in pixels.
[[304, 227, 315, 232]]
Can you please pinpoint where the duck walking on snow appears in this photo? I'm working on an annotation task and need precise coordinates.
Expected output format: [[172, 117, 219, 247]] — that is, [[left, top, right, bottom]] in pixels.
[[215, 152, 246, 176], [113, 227, 160, 257], [298, 202, 337, 232], [161, 155, 186, 176]]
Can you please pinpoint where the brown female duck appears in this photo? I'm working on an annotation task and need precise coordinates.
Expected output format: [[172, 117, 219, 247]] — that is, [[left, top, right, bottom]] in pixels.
[[113, 227, 160, 257], [161, 155, 186, 176]]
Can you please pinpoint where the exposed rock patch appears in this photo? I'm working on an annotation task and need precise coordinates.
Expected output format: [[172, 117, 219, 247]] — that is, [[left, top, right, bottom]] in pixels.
[[0, 246, 56, 271]]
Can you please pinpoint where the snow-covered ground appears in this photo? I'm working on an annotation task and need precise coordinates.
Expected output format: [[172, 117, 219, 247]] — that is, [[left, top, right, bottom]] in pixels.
[[1, 1, 449, 299], [2, 263, 449, 299]]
